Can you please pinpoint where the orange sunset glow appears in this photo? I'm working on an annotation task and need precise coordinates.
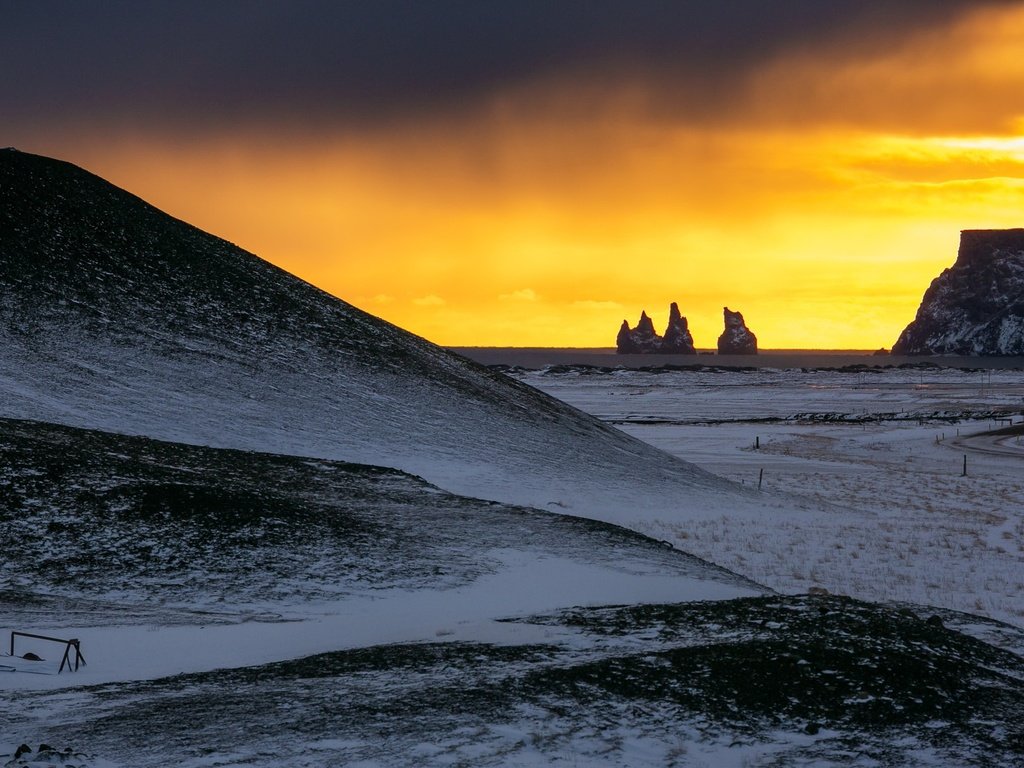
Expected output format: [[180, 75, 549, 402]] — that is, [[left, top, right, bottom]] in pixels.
[[9, 2, 1024, 349]]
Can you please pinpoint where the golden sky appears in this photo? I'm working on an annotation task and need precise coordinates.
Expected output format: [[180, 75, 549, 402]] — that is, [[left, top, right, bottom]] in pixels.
[[16, 3, 1024, 348]]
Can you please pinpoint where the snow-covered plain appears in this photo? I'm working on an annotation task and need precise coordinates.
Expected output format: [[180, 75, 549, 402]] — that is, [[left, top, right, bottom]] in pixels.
[[508, 362, 1024, 626]]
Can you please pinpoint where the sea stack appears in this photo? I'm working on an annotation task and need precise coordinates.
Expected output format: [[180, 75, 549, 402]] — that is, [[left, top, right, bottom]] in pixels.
[[616, 303, 697, 354], [717, 308, 757, 355], [661, 302, 697, 354], [892, 229, 1024, 356], [617, 310, 661, 353]]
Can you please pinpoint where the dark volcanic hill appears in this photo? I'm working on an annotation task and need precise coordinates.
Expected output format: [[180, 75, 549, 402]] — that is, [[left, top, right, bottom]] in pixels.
[[0, 416, 757, 617], [893, 229, 1024, 356], [0, 148, 753, 528]]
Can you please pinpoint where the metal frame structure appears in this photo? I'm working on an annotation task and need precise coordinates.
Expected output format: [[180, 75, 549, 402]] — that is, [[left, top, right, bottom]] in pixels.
[[9, 631, 86, 673]]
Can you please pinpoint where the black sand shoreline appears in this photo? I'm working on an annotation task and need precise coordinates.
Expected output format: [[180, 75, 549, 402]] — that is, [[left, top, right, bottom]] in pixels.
[[450, 347, 1024, 370]]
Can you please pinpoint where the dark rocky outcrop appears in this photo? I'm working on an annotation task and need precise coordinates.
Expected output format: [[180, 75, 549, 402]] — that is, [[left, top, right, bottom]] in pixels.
[[616, 303, 696, 354], [892, 229, 1024, 356], [662, 302, 697, 353], [717, 308, 757, 355], [633, 311, 662, 352], [615, 320, 637, 353]]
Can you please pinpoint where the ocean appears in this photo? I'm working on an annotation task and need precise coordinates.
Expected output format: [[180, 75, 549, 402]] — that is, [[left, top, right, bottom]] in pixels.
[[450, 347, 1024, 370]]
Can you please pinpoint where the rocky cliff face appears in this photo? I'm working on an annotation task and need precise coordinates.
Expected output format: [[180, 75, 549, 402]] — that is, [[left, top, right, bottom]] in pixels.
[[616, 302, 696, 354], [892, 229, 1024, 356], [717, 308, 757, 355]]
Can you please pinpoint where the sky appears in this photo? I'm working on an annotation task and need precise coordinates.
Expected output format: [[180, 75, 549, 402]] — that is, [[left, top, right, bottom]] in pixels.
[[4, 1, 1024, 348]]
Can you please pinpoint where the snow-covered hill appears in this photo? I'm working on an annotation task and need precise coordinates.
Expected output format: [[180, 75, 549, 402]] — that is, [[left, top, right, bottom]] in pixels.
[[0, 417, 762, 684], [0, 149, 765, 533], [893, 229, 1024, 355]]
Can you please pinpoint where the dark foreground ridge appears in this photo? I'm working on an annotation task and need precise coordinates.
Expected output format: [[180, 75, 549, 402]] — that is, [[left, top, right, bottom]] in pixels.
[[5, 595, 1022, 766], [894, 229, 1024, 355], [0, 417, 752, 618]]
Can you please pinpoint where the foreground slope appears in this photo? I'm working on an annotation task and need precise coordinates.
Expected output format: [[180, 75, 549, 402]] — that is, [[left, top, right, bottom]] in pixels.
[[2, 420, 1021, 767], [0, 418, 760, 685], [6, 595, 1024, 766], [0, 148, 756, 528]]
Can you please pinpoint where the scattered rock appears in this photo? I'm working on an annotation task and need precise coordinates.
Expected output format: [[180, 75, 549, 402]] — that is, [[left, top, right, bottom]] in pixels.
[[717, 307, 758, 355], [4, 744, 93, 768], [807, 586, 830, 596]]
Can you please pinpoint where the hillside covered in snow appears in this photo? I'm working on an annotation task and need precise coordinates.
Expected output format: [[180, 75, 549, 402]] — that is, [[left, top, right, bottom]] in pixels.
[[0, 148, 759, 531]]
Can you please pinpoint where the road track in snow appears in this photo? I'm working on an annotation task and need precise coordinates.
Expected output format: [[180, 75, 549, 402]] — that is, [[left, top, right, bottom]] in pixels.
[[954, 423, 1024, 460]]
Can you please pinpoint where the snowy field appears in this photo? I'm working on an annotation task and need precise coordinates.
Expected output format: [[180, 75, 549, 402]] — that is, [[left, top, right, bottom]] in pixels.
[[4, 387, 1024, 767], [3, 368, 1024, 768], [508, 362, 1024, 627]]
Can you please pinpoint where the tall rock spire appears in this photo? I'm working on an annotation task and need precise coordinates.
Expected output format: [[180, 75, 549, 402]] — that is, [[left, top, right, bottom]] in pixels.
[[717, 307, 758, 355], [662, 302, 696, 354], [616, 319, 639, 353]]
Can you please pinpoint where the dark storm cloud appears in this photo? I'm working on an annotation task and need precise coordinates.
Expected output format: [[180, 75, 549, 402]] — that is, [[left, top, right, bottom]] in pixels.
[[0, 0, 1008, 133]]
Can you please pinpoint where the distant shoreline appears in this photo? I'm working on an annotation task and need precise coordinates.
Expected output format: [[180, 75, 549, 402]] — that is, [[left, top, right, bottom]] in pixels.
[[449, 347, 1024, 370], [452, 347, 876, 355]]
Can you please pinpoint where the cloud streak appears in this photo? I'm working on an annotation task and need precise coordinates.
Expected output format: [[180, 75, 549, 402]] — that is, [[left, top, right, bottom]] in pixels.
[[413, 294, 446, 308], [4, 2, 1022, 348], [2, 1, 1008, 137], [499, 289, 539, 302]]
